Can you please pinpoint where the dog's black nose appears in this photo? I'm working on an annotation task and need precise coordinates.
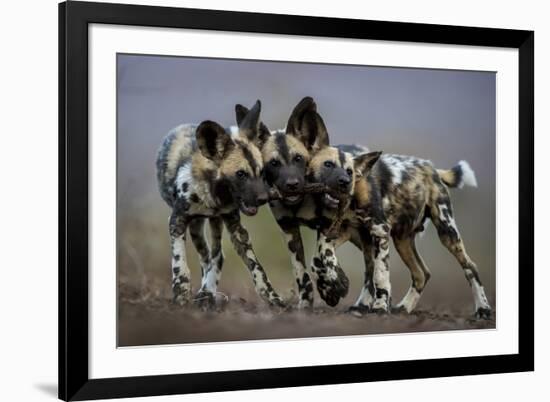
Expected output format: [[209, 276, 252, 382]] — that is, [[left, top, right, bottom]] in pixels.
[[257, 193, 268, 206], [338, 176, 351, 187], [286, 178, 299, 191]]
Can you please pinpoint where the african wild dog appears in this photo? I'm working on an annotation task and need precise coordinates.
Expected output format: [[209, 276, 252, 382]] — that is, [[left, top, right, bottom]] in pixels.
[[313, 145, 492, 319], [156, 100, 285, 309], [303, 143, 385, 310], [235, 97, 350, 308]]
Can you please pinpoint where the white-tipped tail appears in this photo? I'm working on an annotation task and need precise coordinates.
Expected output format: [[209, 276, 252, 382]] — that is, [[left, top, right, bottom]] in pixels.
[[437, 160, 478, 189], [458, 160, 478, 188]]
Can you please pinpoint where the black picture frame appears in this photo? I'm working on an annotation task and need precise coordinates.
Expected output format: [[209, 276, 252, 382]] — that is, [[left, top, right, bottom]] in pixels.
[[59, 1, 534, 400]]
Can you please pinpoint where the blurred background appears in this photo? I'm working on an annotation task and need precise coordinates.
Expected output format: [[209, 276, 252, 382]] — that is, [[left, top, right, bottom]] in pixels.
[[117, 54, 495, 346]]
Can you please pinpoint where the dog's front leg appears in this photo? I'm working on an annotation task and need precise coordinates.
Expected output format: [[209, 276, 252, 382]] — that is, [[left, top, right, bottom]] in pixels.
[[222, 211, 285, 308], [279, 222, 314, 309], [311, 232, 350, 307], [169, 210, 192, 306], [347, 231, 376, 316]]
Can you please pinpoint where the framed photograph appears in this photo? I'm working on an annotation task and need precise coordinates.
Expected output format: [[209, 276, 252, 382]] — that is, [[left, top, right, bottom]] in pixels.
[[59, 1, 534, 400]]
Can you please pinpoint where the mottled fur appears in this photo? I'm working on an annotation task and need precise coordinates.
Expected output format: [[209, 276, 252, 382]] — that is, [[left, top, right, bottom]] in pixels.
[[236, 97, 352, 308], [321, 150, 491, 318]]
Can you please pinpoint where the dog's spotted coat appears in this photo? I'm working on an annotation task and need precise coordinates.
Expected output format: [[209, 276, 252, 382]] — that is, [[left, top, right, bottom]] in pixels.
[[317, 146, 492, 318]]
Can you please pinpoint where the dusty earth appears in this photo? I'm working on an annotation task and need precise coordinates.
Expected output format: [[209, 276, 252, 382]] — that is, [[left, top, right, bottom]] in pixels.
[[118, 283, 495, 347]]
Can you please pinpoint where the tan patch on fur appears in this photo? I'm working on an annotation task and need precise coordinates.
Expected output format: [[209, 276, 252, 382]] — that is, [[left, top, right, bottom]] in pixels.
[[190, 153, 218, 207], [436, 168, 456, 187], [220, 148, 253, 176], [286, 135, 309, 160], [309, 147, 339, 175], [223, 138, 263, 177], [261, 134, 309, 163], [164, 125, 194, 182], [261, 136, 279, 161], [354, 178, 370, 207]]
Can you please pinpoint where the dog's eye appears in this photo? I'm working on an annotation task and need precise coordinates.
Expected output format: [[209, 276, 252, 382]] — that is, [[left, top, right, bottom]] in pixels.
[[346, 168, 353, 176], [293, 155, 303, 163], [324, 161, 335, 168], [236, 170, 248, 179], [270, 159, 281, 167]]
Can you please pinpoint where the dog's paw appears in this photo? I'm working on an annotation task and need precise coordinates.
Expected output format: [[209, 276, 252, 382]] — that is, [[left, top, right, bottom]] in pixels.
[[371, 298, 390, 315], [474, 307, 492, 320], [172, 285, 192, 307], [316, 266, 350, 307], [268, 295, 288, 312], [193, 290, 216, 311], [296, 297, 314, 311], [347, 304, 370, 317]]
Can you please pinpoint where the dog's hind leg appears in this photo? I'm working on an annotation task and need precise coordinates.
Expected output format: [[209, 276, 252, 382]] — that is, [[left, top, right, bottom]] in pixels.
[[169, 211, 192, 306], [393, 235, 431, 313], [430, 187, 492, 319], [222, 211, 285, 308]]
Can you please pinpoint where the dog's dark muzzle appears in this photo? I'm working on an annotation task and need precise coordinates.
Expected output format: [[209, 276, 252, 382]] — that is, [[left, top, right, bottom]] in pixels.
[[239, 179, 269, 216]]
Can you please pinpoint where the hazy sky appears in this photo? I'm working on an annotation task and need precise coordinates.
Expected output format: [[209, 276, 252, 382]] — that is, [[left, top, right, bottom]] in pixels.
[[117, 54, 495, 200]]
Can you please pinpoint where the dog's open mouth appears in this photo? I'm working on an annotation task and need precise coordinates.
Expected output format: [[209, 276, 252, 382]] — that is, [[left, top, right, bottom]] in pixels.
[[283, 194, 303, 205], [324, 193, 340, 209], [240, 202, 258, 216]]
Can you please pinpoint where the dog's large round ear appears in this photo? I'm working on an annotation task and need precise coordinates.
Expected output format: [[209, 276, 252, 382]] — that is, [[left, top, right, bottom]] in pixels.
[[196, 120, 234, 164], [353, 151, 382, 178], [300, 110, 330, 152], [235, 104, 249, 127], [286, 97, 329, 153], [235, 100, 271, 148], [238, 100, 261, 138], [286, 96, 316, 135]]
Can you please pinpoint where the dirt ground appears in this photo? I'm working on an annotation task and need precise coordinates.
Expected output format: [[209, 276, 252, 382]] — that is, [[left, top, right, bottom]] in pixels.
[[118, 282, 495, 347]]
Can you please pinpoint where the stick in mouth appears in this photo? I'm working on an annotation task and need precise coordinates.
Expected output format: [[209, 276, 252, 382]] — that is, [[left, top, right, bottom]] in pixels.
[[267, 183, 351, 241]]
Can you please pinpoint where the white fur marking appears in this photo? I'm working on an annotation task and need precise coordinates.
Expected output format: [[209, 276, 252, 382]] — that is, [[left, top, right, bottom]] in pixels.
[[471, 281, 491, 310], [384, 155, 408, 184], [396, 287, 421, 313], [175, 162, 192, 196], [458, 160, 478, 188], [354, 286, 375, 308], [201, 252, 223, 292], [438, 204, 460, 235], [229, 125, 239, 139]]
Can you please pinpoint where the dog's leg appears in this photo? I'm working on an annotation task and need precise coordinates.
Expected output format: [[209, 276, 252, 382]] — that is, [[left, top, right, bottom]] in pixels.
[[222, 211, 285, 308], [347, 232, 376, 315], [189, 218, 215, 309], [280, 224, 314, 309], [393, 235, 431, 313], [207, 216, 224, 291], [430, 193, 492, 319], [169, 211, 191, 306], [369, 221, 392, 313], [311, 232, 350, 307]]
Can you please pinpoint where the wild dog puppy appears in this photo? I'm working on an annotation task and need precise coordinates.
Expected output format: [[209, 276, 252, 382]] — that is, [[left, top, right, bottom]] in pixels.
[[318, 148, 492, 319], [306, 147, 385, 311], [235, 97, 350, 308], [156, 101, 285, 309]]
